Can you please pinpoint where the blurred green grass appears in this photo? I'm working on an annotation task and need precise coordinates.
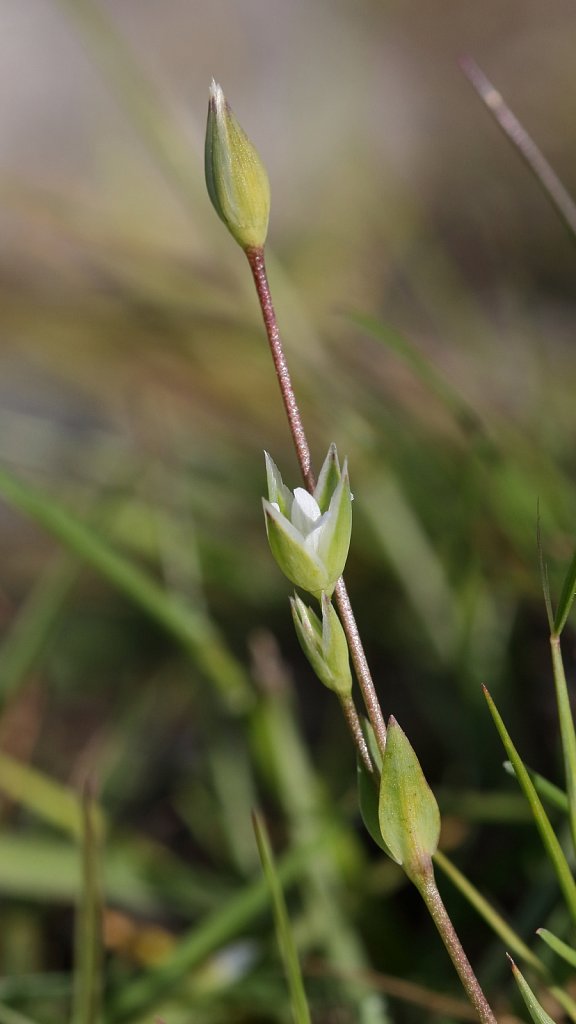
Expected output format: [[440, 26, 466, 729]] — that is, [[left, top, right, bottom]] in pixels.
[[0, 2, 576, 1023]]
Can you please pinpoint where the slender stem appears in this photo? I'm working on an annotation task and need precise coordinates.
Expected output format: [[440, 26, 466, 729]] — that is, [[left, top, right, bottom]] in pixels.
[[245, 246, 314, 490], [460, 56, 576, 243], [340, 695, 373, 775], [334, 579, 387, 753], [414, 861, 497, 1024], [245, 245, 387, 756]]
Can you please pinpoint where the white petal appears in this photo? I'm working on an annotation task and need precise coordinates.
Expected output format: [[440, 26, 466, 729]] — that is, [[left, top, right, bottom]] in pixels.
[[291, 488, 322, 536], [304, 512, 330, 554]]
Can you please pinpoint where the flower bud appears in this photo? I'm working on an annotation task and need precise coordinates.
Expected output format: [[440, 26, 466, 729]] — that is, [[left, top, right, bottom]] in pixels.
[[262, 449, 352, 599], [205, 80, 270, 250], [290, 593, 353, 697]]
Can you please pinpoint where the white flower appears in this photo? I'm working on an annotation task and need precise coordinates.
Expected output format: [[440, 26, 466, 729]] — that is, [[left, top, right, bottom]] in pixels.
[[262, 447, 352, 598]]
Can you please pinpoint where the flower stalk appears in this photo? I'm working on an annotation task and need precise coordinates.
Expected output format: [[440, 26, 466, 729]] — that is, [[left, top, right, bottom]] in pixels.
[[415, 864, 498, 1024], [245, 246, 387, 758]]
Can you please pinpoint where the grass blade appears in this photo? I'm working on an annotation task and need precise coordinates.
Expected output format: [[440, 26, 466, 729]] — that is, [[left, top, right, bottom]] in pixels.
[[461, 57, 576, 243], [252, 657, 391, 1024], [252, 810, 311, 1024], [483, 687, 576, 925], [0, 751, 104, 840], [0, 463, 251, 712], [553, 548, 576, 635], [536, 928, 576, 970], [73, 786, 103, 1024], [434, 850, 576, 1021], [548, 635, 576, 853], [508, 956, 558, 1024], [105, 828, 338, 1022], [502, 762, 568, 814], [434, 850, 541, 970], [536, 512, 554, 634]]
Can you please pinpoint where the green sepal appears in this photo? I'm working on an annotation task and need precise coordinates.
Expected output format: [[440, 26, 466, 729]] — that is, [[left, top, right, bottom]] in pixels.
[[314, 444, 341, 513], [316, 463, 352, 587], [357, 719, 394, 856], [264, 452, 293, 517], [378, 717, 440, 881], [290, 593, 352, 697], [263, 500, 329, 596]]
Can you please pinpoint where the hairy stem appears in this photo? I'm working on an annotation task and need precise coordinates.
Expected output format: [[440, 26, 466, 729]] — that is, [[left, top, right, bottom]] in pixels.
[[245, 245, 387, 756], [340, 695, 373, 775], [414, 861, 497, 1024]]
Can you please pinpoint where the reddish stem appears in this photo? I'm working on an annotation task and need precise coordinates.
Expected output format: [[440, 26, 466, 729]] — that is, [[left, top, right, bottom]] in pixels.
[[245, 245, 387, 757]]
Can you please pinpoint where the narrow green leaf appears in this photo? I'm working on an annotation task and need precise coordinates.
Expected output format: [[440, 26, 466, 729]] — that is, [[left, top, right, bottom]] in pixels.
[[436, 852, 576, 1021], [378, 717, 440, 880], [536, 512, 554, 633], [0, 463, 251, 712], [0, 751, 105, 840], [484, 687, 576, 925], [508, 956, 558, 1024], [73, 787, 103, 1024], [0, 832, 227, 917], [503, 761, 568, 813], [105, 829, 334, 1022], [252, 811, 311, 1024], [548, 636, 576, 852], [537, 928, 576, 969], [554, 546, 576, 636], [434, 850, 540, 968]]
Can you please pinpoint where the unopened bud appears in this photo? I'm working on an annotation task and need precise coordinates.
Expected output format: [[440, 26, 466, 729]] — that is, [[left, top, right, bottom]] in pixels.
[[290, 593, 353, 698], [205, 80, 270, 250]]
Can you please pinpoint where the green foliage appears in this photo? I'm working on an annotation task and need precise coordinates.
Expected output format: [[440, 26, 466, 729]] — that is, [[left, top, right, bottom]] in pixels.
[[252, 811, 311, 1024], [378, 719, 440, 881], [509, 958, 558, 1024]]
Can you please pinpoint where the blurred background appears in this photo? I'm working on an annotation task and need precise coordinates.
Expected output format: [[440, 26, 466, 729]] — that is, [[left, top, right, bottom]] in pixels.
[[0, 1, 576, 1022]]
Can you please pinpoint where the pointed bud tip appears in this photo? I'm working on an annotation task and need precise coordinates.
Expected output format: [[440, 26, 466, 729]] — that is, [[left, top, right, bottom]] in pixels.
[[209, 79, 224, 107]]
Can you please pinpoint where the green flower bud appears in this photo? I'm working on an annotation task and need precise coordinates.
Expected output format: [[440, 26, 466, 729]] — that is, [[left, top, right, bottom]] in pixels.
[[378, 717, 440, 883], [262, 449, 352, 598], [290, 593, 353, 697], [205, 80, 270, 250]]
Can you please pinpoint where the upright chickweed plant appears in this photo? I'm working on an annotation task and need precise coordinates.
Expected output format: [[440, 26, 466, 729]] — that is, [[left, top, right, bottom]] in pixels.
[[205, 80, 576, 1024]]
